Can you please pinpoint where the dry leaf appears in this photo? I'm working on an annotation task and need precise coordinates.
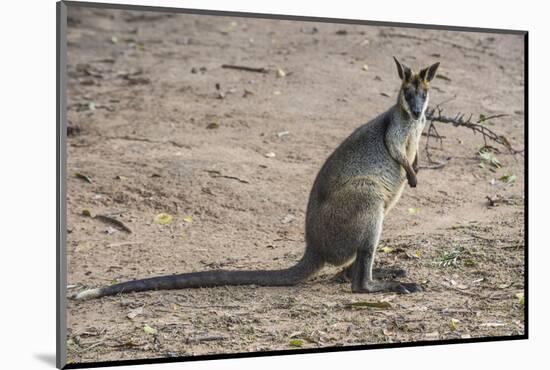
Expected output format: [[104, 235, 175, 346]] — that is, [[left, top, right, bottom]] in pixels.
[[82, 209, 94, 217], [154, 213, 173, 225], [74, 172, 92, 183], [143, 324, 157, 335], [449, 318, 460, 331], [499, 174, 516, 184], [515, 292, 525, 305]]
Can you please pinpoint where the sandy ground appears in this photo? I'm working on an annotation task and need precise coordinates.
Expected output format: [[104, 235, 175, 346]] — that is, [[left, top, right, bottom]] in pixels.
[[64, 7, 525, 364]]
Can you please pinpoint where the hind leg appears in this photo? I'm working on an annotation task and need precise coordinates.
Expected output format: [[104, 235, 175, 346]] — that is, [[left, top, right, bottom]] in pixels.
[[338, 265, 407, 282], [350, 204, 422, 294]]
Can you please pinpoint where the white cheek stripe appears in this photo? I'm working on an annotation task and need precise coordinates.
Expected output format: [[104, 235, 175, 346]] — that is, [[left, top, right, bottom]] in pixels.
[[421, 95, 429, 116]]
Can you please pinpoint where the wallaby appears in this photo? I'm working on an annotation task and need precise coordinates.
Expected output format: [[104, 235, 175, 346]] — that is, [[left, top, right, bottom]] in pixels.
[[73, 57, 439, 300]]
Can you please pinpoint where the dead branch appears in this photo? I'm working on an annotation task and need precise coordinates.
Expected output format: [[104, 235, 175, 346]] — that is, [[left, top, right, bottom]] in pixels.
[[221, 64, 269, 73], [423, 120, 445, 163], [422, 104, 524, 165], [425, 106, 523, 155]]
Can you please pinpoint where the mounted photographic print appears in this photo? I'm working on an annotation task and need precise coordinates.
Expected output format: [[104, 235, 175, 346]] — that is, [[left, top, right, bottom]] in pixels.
[[57, 1, 527, 368]]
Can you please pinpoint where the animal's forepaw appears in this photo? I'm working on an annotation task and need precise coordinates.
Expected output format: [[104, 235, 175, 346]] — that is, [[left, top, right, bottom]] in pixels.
[[407, 174, 417, 188]]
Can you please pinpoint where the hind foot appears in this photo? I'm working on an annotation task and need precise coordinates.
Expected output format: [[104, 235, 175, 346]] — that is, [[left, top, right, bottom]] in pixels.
[[352, 280, 422, 294], [337, 266, 407, 282]]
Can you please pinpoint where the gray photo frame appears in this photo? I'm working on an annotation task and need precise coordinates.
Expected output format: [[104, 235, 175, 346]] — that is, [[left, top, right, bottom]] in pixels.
[[57, 1, 528, 368]]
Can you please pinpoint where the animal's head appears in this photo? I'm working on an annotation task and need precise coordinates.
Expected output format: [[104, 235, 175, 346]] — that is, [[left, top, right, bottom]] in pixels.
[[393, 56, 440, 120]]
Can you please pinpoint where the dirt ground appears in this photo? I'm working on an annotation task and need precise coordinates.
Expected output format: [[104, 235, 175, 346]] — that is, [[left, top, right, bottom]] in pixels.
[[64, 7, 525, 365]]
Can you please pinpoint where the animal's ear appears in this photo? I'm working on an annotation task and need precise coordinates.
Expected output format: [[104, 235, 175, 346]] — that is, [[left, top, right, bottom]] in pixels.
[[393, 56, 412, 82], [419, 62, 440, 82]]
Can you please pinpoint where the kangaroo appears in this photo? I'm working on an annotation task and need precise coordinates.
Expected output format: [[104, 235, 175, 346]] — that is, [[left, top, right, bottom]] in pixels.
[[73, 57, 439, 300]]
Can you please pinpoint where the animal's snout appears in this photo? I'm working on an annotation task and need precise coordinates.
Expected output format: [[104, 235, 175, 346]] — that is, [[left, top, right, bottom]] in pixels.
[[411, 108, 422, 118]]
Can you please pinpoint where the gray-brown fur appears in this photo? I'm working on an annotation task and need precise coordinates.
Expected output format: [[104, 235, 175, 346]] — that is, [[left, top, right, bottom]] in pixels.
[[73, 57, 439, 300]]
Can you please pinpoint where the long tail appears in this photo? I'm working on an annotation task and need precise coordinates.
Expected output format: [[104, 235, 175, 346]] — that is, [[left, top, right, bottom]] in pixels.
[[72, 250, 323, 300]]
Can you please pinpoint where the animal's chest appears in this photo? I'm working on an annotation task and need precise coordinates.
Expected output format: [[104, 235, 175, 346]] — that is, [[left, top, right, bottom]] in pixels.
[[405, 120, 425, 160]]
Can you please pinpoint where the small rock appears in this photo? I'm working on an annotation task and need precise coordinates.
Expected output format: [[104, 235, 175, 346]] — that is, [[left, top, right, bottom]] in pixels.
[[127, 306, 143, 320], [281, 214, 295, 224]]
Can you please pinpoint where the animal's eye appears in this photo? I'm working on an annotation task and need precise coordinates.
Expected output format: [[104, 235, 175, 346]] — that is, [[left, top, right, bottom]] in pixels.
[[404, 90, 413, 99], [421, 91, 427, 98]]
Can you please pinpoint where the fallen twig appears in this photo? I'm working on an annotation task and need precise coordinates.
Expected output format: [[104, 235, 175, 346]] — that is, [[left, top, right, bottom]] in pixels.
[[103, 135, 189, 149], [418, 157, 451, 170], [221, 64, 269, 73], [124, 13, 174, 22], [205, 170, 250, 184], [421, 132, 447, 139], [486, 194, 520, 207], [94, 214, 133, 233], [81, 338, 108, 351], [468, 233, 496, 242], [185, 334, 228, 343]]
